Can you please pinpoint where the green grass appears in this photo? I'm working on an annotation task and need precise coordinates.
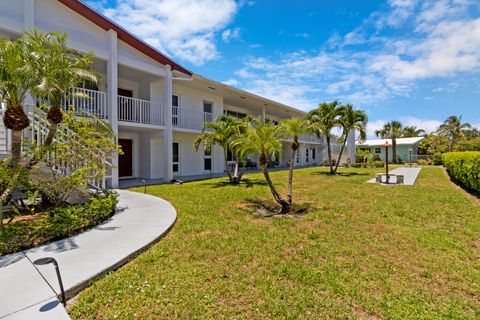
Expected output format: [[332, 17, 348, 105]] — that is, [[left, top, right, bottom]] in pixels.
[[69, 166, 480, 319]]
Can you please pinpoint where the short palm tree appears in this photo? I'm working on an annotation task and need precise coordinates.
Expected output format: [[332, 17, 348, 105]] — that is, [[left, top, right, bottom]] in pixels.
[[194, 115, 246, 184], [0, 37, 36, 166], [375, 120, 403, 163], [401, 126, 425, 137], [334, 104, 367, 174], [25, 29, 96, 146], [306, 101, 342, 174], [232, 117, 290, 213], [436, 116, 471, 151], [280, 118, 306, 204]]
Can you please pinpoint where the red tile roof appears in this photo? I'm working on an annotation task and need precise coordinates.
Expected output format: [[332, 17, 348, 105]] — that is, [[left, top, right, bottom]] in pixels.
[[57, 0, 192, 75]]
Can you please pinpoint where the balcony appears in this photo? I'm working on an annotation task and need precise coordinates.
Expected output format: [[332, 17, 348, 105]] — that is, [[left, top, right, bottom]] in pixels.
[[118, 96, 164, 126], [172, 106, 214, 131], [64, 87, 107, 119], [298, 133, 324, 144]]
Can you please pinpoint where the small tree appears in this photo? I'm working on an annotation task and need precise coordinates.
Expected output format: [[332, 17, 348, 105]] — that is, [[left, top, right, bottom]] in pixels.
[[333, 104, 367, 174], [375, 120, 403, 164], [401, 126, 425, 138], [306, 101, 342, 174], [233, 117, 290, 214], [194, 115, 247, 184], [437, 115, 472, 151], [280, 118, 306, 204]]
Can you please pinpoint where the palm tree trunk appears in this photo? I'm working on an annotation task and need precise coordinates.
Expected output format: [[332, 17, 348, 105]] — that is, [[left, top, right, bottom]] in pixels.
[[10, 130, 23, 167], [223, 149, 233, 183], [326, 135, 333, 174], [261, 163, 290, 214], [333, 131, 348, 174], [392, 138, 397, 164], [44, 123, 58, 146], [287, 148, 296, 204]]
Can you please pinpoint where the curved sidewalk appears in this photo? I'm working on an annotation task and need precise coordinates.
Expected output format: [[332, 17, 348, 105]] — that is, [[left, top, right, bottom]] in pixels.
[[0, 190, 176, 319]]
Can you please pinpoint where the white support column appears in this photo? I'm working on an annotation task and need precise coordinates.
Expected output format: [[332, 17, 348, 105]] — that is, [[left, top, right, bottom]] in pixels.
[[163, 65, 173, 181], [262, 107, 266, 123], [107, 29, 119, 188], [347, 129, 356, 163], [24, 0, 35, 31]]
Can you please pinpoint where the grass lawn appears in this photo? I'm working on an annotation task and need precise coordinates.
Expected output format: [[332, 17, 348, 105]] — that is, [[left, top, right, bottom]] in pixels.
[[69, 166, 480, 319]]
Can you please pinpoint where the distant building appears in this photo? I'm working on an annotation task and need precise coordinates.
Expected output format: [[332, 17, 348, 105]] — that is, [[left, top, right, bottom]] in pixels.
[[356, 137, 424, 162]]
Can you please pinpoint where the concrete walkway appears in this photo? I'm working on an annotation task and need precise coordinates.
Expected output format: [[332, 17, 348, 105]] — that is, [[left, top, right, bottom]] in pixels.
[[368, 167, 422, 185], [0, 190, 176, 319]]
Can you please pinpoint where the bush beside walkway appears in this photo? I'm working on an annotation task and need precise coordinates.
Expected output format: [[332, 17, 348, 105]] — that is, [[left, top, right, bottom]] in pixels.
[[443, 151, 480, 192]]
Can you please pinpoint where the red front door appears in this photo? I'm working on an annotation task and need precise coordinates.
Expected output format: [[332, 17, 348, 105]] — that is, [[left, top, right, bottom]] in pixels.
[[119, 139, 133, 177]]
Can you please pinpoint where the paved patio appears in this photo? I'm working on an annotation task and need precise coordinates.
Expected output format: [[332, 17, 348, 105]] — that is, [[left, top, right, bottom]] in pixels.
[[0, 190, 176, 319], [368, 166, 422, 185]]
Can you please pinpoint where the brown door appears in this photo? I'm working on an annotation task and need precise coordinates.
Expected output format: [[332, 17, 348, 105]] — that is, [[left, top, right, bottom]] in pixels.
[[118, 88, 133, 97], [119, 139, 133, 177]]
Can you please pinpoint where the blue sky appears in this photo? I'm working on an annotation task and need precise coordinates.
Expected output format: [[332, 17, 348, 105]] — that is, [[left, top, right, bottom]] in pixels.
[[89, 0, 480, 137]]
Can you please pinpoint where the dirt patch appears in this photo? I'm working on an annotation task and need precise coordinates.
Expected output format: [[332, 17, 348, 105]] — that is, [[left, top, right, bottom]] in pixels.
[[242, 197, 313, 218]]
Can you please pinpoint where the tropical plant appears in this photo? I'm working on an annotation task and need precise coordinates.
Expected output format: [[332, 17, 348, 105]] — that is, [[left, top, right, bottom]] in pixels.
[[333, 104, 367, 174], [0, 37, 36, 166], [437, 116, 471, 151], [418, 133, 449, 155], [194, 115, 248, 184], [454, 137, 480, 152], [463, 127, 480, 140], [375, 120, 403, 164], [401, 126, 425, 137], [306, 101, 342, 174], [232, 117, 290, 213], [25, 29, 96, 147], [280, 118, 306, 204], [443, 152, 480, 192]]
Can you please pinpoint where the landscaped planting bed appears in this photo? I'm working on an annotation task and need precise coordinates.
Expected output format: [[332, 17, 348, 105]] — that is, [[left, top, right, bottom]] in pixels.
[[70, 167, 480, 319], [0, 191, 118, 255]]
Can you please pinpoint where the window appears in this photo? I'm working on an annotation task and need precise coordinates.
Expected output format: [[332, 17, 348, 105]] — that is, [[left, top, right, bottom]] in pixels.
[[306, 148, 309, 163], [203, 101, 213, 122], [312, 148, 316, 160], [172, 95, 179, 126], [204, 144, 212, 171], [172, 142, 179, 173], [375, 147, 381, 154], [224, 110, 247, 119], [226, 149, 234, 162]]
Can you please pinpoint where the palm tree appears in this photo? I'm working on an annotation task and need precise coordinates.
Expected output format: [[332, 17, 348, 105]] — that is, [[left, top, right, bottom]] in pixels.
[[437, 116, 472, 151], [232, 117, 290, 213], [194, 115, 246, 184], [25, 29, 96, 146], [375, 120, 403, 164], [333, 104, 367, 174], [280, 118, 306, 204], [306, 101, 342, 174], [401, 126, 425, 137], [0, 37, 36, 166]]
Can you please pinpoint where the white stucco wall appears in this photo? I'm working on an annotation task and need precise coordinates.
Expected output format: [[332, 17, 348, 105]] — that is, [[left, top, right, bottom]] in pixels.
[[172, 83, 223, 116], [0, 1, 24, 33]]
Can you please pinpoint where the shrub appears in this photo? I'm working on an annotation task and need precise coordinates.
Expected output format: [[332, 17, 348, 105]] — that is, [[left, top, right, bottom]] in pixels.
[[370, 161, 385, 168], [433, 153, 443, 165], [454, 138, 480, 152], [443, 152, 480, 192], [417, 159, 429, 165]]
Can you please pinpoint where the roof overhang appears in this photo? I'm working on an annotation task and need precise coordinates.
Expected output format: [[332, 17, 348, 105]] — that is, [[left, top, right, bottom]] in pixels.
[[57, 0, 192, 76]]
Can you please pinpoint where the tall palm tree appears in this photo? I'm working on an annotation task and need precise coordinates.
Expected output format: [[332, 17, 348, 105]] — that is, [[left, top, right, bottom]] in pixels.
[[375, 120, 403, 164], [232, 117, 290, 213], [401, 126, 425, 137], [0, 37, 36, 166], [280, 118, 306, 204], [194, 115, 246, 184], [437, 115, 472, 151], [306, 100, 342, 174], [333, 104, 367, 174], [25, 29, 96, 146]]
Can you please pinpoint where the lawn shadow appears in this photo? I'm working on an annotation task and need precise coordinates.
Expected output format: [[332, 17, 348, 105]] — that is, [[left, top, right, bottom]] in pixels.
[[310, 171, 370, 177], [203, 178, 267, 189], [242, 197, 313, 218]]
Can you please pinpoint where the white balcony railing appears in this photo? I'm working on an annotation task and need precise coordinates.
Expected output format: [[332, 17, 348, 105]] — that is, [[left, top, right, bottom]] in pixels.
[[172, 106, 214, 131], [118, 96, 164, 125], [64, 87, 107, 119]]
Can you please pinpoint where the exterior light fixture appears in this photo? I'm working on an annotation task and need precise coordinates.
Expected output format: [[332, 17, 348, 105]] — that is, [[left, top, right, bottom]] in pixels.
[[33, 257, 66, 306], [142, 179, 147, 194], [383, 140, 390, 184]]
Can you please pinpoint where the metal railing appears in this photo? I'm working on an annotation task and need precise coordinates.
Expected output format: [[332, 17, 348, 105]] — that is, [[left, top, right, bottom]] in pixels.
[[64, 87, 107, 119], [118, 96, 163, 125], [172, 106, 214, 131]]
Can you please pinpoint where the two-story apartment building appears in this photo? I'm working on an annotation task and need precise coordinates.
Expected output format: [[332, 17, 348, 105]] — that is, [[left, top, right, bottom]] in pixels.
[[0, 0, 355, 188]]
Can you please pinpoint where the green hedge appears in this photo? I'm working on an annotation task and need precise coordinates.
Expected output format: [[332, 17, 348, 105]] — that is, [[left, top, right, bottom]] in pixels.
[[443, 152, 480, 192]]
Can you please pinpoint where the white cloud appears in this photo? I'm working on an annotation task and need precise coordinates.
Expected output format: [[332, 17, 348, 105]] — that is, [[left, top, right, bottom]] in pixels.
[[90, 0, 238, 65], [223, 78, 239, 86], [366, 117, 441, 138], [222, 27, 241, 42]]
